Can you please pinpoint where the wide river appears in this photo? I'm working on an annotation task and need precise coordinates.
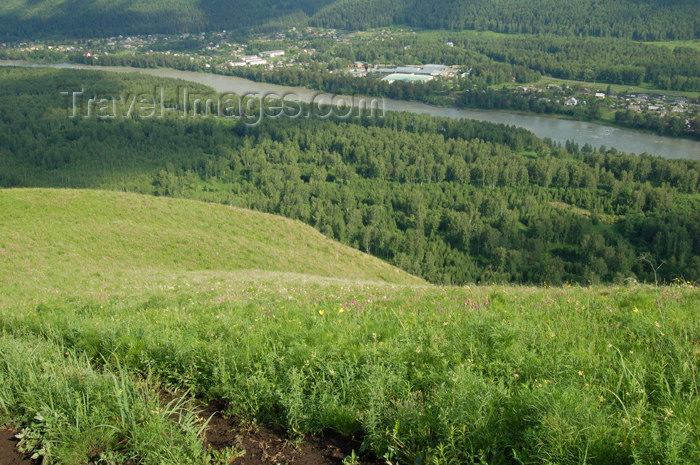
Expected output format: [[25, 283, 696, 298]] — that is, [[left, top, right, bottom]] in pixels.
[[3, 60, 699, 160]]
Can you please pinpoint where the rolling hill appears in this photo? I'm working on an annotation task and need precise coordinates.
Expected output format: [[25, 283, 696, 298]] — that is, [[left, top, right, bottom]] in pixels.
[[0, 188, 421, 299]]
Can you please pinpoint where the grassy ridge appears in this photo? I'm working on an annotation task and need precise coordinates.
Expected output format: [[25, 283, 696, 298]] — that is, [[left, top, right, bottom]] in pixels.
[[0, 188, 420, 298], [0, 189, 698, 464]]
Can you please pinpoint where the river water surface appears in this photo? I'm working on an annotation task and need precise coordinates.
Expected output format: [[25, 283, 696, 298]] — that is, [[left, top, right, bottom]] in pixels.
[[3, 60, 698, 160]]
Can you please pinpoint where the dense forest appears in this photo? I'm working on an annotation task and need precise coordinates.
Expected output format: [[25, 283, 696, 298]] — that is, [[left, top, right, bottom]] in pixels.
[[0, 0, 336, 39], [1, 68, 698, 285], [312, 0, 700, 40], [0, 0, 698, 41]]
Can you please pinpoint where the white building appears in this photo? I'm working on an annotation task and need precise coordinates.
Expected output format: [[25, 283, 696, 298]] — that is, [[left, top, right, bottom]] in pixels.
[[263, 50, 285, 58]]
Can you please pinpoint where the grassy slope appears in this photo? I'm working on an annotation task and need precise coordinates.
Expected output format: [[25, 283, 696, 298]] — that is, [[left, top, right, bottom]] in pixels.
[[0, 188, 698, 464], [0, 188, 421, 299]]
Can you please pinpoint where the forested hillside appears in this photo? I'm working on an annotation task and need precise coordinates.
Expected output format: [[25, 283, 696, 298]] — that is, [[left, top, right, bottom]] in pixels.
[[312, 0, 700, 40], [0, 0, 698, 40], [0, 0, 336, 39], [1, 67, 698, 285]]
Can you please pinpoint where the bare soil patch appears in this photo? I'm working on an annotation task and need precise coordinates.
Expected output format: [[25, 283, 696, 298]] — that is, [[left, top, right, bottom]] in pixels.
[[201, 405, 382, 465], [0, 426, 33, 465]]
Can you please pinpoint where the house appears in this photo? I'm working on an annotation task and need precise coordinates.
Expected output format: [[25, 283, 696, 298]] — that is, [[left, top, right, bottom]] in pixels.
[[595, 92, 606, 98], [565, 97, 578, 106]]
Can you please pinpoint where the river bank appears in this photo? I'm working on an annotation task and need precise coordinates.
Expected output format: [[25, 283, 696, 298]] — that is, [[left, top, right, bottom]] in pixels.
[[2, 60, 698, 160]]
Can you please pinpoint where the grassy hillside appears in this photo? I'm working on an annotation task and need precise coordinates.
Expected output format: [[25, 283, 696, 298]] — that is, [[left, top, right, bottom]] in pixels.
[[0, 189, 700, 465], [0, 188, 421, 297], [0, 188, 698, 464]]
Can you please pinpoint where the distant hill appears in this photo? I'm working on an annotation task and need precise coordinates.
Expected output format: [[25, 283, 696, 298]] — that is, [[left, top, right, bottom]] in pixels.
[[0, 0, 336, 39], [311, 0, 699, 40], [0, 0, 697, 40], [0, 189, 422, 290]]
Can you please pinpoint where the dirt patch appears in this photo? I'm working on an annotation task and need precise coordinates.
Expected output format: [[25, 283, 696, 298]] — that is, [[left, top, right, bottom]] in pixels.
[[0, 426, 33, 465], [201, 405, 382, 465]]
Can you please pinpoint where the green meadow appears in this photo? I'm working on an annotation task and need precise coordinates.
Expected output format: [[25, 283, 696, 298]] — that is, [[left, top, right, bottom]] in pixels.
[[0, 189, 697, 464]]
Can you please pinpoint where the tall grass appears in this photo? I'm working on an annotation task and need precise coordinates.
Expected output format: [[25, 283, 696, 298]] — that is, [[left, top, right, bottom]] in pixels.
[[0, 189, 697, 463], [0, 333, 232, 464], [1, 279, 697, 464]]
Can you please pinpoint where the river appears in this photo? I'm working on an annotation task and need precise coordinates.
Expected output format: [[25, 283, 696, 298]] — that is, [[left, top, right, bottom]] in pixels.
[[3, 60, 699, 160]]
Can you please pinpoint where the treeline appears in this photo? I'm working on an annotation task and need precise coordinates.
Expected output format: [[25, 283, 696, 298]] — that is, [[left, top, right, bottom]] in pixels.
[[312, 0, 700, 41], [1, 68, 699, 284]]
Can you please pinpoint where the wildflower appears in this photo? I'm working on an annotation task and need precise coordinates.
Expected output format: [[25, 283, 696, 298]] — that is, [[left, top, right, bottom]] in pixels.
[[578, 370, 584, 376], [338, 308, 344, 313], [633, 307, 639, 313], [318, 310, 324, 316]]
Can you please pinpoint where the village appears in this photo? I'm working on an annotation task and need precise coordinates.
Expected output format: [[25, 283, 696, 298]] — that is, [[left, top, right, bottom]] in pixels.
[[511, 82, 694, 116], [1, 26, 697, 137]]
